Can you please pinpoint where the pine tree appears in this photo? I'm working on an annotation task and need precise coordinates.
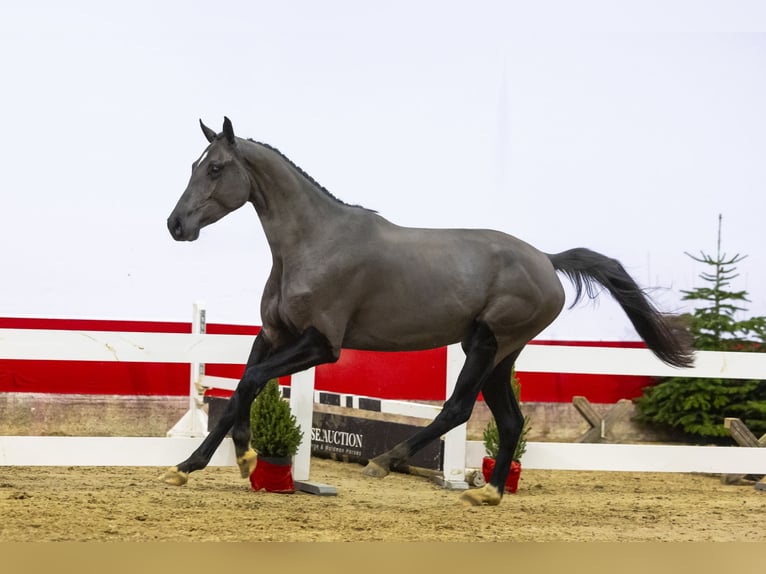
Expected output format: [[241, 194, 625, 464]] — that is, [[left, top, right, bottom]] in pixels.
[[635, 215, 766, 441], [250, 379, 303, 458]]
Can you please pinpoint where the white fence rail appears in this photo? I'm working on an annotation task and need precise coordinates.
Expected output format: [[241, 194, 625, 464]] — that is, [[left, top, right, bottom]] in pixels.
[[3, 328, 764, 379], [3, 438, 766, 475], [0, 436, 237, 467], [2, 305, 766, 479]]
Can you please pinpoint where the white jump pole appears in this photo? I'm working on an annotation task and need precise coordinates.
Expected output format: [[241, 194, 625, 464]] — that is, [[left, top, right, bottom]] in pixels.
[[166, 301, 209, 438], [290, 367, 315, 482], [440, 344, 469, 489]]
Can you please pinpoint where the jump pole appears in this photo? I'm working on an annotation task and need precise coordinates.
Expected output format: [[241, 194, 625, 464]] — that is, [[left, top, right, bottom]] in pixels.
[[437, 345, 470, 490], [289, 368, 336, 494], [166, 301, 209, 438]]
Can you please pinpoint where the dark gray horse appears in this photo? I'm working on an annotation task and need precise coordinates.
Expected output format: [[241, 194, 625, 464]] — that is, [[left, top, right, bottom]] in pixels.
[[164, 117, 693, 506]]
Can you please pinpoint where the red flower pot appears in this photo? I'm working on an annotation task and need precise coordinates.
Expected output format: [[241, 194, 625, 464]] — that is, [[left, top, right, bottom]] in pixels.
[[481, 456, 522, 493], [249, 456, 295, 494]]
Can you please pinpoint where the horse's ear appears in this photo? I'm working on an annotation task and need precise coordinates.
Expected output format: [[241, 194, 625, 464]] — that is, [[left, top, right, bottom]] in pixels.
[[222, 116, 236, 145], [200, 120, 217, 143]]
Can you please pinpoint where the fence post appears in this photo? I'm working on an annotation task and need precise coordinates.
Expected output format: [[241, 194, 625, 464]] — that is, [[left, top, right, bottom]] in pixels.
[[290, 368, 315, 482], [439, 344, 469, 490], [166, 302, 209, 438]]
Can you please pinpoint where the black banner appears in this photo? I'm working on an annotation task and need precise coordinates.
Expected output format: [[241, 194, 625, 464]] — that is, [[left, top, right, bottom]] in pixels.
[[205, 396, 442, 471], [310, 411, 441, 470]]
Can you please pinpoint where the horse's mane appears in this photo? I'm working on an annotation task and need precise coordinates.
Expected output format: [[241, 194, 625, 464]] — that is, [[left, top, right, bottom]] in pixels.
[[248, 139, 374, 213]]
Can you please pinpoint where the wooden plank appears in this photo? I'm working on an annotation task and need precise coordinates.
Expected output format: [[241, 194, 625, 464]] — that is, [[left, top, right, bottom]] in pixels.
[[722, 418, 766, 486], [724, 418, 761, 448], [602, 400, 632, 432], [573, 397, 632, 443], [572, 396, 602, 427]]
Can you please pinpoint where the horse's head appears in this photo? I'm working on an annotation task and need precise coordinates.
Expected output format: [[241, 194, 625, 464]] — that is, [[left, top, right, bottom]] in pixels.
[[167, 117, 251, 241]]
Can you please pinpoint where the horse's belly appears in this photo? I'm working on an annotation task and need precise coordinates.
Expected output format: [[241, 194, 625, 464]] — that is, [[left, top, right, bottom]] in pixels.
[[341, 310, 471, 352], [341, 331, 461, 352]]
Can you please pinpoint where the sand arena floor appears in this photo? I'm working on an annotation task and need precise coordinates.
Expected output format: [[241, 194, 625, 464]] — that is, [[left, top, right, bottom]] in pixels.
[[1, 457, 765, 542]]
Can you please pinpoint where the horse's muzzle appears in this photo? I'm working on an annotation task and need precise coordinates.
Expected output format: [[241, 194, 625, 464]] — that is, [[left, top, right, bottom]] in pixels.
[[167, 215, 198, 241]]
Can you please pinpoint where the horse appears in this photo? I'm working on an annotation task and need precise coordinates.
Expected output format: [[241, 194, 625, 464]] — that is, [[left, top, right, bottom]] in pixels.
[[164, 117, 693, 506]]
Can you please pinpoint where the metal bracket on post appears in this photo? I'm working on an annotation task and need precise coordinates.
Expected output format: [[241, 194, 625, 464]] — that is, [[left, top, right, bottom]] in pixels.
[[167, 302, 209, 438]]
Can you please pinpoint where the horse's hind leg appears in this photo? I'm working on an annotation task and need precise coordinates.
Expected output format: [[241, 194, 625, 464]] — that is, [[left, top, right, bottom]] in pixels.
[[460, 351, 522, 506], [362, 321, 497, 479]]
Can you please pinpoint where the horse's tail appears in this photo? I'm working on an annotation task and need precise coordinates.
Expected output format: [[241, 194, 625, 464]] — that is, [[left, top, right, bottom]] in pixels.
[[547, 248, 694, 368]]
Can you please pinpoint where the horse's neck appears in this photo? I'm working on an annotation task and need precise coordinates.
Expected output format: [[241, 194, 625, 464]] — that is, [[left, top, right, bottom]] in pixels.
[[241, 141, 346, 254]]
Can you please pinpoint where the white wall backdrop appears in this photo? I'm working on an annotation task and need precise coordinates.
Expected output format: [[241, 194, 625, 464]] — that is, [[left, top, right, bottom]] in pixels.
[[2, 1, 765, 341]]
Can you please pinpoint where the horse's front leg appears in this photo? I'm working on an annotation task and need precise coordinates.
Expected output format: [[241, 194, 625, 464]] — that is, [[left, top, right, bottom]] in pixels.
[[160, 327, 337, 486], [160, 332, 270, 486], [231, 333, 272, 478]]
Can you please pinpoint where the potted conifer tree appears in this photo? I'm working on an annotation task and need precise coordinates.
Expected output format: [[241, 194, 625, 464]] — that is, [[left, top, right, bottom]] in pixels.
[[249, 379, 304, 493], [481, 371, 529, 493]]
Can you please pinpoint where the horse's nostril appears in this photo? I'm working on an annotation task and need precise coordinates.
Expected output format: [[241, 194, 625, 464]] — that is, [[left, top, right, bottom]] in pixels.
[[168, 216, 183, 239]]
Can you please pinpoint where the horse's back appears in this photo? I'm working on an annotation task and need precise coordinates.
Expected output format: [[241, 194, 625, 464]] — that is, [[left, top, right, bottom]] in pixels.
[[339, 223, 564, 351]]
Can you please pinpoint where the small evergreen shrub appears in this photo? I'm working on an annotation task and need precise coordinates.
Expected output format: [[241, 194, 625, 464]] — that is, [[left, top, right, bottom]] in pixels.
[[250, 379, 303, 458]]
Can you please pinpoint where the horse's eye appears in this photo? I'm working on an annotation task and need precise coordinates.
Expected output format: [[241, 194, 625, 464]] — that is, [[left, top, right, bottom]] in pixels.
[[208, 163, 222, 176]]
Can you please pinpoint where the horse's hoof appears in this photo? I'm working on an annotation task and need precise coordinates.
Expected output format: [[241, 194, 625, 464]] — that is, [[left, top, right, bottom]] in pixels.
[[362, 460, 390, 479], [459, 484, 502, 506], [237, 449, 258, 478], [160, 466, 189, 486]]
